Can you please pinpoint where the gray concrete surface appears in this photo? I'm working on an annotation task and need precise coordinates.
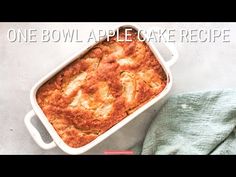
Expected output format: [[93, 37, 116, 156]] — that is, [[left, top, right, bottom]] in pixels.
[[0, 23, 236, 154]]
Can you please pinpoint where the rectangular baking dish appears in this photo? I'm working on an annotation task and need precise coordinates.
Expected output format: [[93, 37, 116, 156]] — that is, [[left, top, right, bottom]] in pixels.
[[24, 24, 178, 154]]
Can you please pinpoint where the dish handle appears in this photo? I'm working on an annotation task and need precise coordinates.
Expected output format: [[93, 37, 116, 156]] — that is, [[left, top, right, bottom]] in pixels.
[[162, 41, 179, 68], [24, 110, 56, 150]]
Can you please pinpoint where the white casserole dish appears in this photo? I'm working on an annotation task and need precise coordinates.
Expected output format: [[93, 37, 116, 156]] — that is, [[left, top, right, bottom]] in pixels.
[[24, 24, 178, 154]]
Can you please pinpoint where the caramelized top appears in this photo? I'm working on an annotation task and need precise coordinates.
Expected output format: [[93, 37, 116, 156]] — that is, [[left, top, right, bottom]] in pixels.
[[36, 28, 167, 148]]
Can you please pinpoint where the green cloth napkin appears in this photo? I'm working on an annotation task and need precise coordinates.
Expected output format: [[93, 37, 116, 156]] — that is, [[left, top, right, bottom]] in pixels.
[[132, 90, 236, 155]]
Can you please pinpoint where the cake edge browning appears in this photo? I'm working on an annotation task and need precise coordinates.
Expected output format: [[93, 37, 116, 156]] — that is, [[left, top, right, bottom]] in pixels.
[[36, 27, 167, 148]]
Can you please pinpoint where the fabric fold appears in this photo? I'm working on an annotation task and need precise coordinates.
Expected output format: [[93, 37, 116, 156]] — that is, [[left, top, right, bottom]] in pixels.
[[131, 90, 236, 155]]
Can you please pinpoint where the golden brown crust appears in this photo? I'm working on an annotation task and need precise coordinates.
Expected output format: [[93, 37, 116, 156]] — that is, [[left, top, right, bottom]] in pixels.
[[36, 28, 167, 148]]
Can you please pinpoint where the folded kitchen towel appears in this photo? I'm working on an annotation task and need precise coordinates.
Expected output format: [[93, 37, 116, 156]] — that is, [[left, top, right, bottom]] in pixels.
[[133, 90, 236, 155]]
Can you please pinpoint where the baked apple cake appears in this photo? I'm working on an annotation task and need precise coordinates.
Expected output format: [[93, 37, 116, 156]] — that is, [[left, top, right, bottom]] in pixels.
[[36, 27, 167, 148]]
